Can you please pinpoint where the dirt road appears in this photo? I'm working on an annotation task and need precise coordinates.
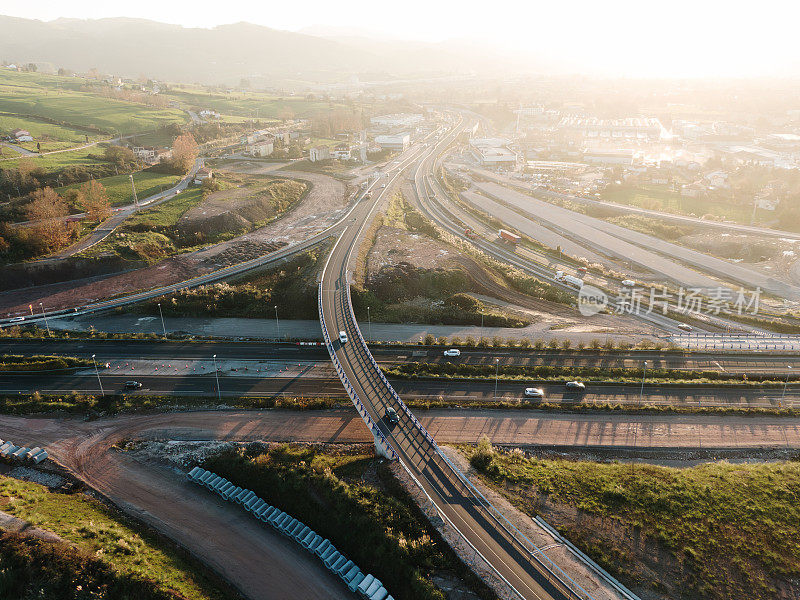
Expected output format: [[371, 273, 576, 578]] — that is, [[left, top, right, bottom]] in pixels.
[[5, 408, 799, 599]]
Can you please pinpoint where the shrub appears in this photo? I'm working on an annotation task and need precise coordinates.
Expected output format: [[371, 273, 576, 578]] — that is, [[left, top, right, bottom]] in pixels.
[[464, 336, 476, 347], [470, 435, 495, 471]]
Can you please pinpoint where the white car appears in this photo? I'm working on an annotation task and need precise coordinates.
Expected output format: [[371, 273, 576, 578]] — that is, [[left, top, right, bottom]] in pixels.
[[621, 279, 636, 287], [565, 381, 585, 390], [677, 323, 693, 332], [524, 387, 544, 398], [443, 349, 461, 357], [9, 316, 25, 322], [338, 331, 348, 344]]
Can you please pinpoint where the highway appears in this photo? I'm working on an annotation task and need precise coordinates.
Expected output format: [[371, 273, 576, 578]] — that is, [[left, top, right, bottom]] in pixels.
[[471, 168, 800, 242], [320, 121, 593, 600], [471, 179, 800, 302], [4, 338, 800, 373], [4, 371, 799, 409]]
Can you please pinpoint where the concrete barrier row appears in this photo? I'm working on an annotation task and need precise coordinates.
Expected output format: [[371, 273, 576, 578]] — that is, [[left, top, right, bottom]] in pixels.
[[0, 440, 48, 464], [187, 467, 393, 600]]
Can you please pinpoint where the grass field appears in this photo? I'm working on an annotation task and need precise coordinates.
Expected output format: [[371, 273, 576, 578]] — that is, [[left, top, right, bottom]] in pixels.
[[0, 114, 104, 152], [463, 446, 800, 600], [0, 475, 230, 600], [57, 171, 181, 207], [600, 184, 765, 224], [0, 146, 107, 172], [0, 71, 187, 135], [164, 87, 346, 119]]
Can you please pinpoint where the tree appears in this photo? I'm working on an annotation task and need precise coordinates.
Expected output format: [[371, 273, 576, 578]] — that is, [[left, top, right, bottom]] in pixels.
[[79, 180, 111, 222], [24, 187, 76, 252], [103, 146, 137, 169], [171, 133, 198, 174]]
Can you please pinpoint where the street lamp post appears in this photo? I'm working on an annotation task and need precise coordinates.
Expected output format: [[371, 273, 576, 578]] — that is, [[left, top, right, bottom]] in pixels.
[[480, 313, 484, 345], [39, 302, 51, 337], [129, 174, 139, 207], [212, 354, 221, 401], [367, 306, 372, 342], [91, 354, 104, 397], [782, 365, 793, 404], [639, 360, 648, 406], [157, 303, 166, 337], [494, 358, 500, 399], [274, 306, 280, 339]]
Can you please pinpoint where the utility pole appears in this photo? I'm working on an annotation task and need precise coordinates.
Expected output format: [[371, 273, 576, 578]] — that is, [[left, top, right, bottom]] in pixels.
[[639, 360, 648, 406], [494, 358, 500, 399], [157, 302, 166, 337], [91, 354, 105, 396], [39, 302, 51, 337], [129, 174, 139, 207], [213, 355, 221, 401], [782, 365, 793, 405], [480, 313, 484, 345], [367, 306, 372, 342], [274, 306, 280, 339]]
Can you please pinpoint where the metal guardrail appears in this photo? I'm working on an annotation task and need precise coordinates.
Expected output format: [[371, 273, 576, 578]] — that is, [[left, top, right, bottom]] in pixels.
[[339, 282, 596, 600], [318, 283, 397, 460]]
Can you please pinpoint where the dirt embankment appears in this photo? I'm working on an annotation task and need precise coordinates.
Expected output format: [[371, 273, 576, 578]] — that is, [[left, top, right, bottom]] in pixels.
[[0, 168, 349, 316]]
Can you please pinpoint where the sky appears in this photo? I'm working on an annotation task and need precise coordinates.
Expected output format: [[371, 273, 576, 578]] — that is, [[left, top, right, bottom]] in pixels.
[[4, 0, 800, 77]]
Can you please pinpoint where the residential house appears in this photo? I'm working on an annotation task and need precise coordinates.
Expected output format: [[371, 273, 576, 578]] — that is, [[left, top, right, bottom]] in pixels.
[[194, 167, 213, 185], [309, 146, 331, 162], [10, 128, 33, 142], [330, 144, 351, 160], [246, 140, 274, 157]]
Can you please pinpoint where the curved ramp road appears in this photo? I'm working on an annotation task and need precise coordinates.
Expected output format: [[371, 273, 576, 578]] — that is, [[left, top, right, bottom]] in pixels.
[[320, 124, 591, 600]]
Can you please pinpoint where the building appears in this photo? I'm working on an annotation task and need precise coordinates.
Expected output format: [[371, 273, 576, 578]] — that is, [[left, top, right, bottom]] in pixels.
[[194, 167, 213, 185], [583, 149, 635, 166], [559, 117, 663, 141], [469, 138, 518, 168], [246, 141, 274, 157], [330, 144, 352, 160], [370, 114, 423, 129], [374, 133, 410, 151], [199, 109, 220, 119], [309, 146, 331, 162], [132, 146, 171, 165], [9, 128, 33, 142]]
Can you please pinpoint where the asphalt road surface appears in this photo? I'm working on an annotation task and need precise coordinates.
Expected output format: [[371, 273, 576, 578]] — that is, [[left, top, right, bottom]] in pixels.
[[5, 338, 800, 373]]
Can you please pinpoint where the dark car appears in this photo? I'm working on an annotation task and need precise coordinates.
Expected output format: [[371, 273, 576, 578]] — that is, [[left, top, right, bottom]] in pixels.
[[124, 381, 143, 390], [384, 407, 399, 425]]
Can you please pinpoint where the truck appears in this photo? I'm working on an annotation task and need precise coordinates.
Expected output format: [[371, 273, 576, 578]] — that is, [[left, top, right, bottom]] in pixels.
[[555, 271, 584, 288], [498, 229, 521, 245]]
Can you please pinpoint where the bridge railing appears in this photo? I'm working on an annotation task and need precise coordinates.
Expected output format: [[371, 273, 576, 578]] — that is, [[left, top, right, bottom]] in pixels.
[[318, 283, 397, 460], [340, 283, 598, 600]]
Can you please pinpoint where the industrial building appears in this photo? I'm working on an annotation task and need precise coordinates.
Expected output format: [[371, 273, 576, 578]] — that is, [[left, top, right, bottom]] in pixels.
[[469, 138, 518, 168], [370, 114, 423, 129], [558, 117, 663, 141], [246, 140, 273, 157], [374, 133, 410, 151], [583, 148, 635, 165]]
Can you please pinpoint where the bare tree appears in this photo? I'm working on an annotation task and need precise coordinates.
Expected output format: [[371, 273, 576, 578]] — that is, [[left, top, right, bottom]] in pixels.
[[171, 133, 198, 174], [25, 187, 76, 252], [79, 179, 111, 222]]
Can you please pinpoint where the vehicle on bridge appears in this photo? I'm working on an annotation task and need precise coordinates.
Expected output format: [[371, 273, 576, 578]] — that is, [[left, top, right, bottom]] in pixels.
[[524, 387, 544, 398], [565, 381, 585, 390], [338, 331, 349, 344], [384, 407, 399, 425], [443, 348, 461, 357], [124, 381, 142, 390]]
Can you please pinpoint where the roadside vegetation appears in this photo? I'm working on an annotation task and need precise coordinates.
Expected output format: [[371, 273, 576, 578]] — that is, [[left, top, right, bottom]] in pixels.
[[136, 244, 324, 318], [0, 354, 90, 372], [385, 361, 799, 387], [462, 443, 800, 600], [202, 443, 494, 600], [0, 475, 234, 600]]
